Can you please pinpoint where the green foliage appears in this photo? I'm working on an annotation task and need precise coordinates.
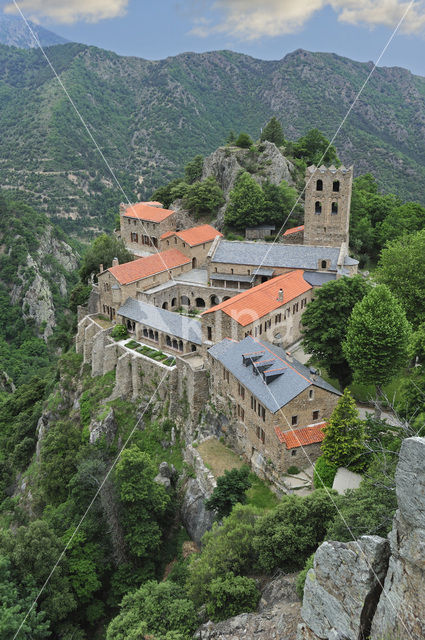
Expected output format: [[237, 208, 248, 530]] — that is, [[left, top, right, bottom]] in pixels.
[[152, 178, 184, 209], [313, 456, 338, 489], [205, 573, 260, 621], [296, 554, 314, 600], [302, 276, 370, 388], [291, 128, 339, 167], [183, 176, 225, 218], [205, 465, 252, 519], [106, 580, 198, 640], [184, 154, 204, 184], [322, 389, 365, 471], [253, 490, 338, 572], [111, 323, 128, 340], [377, 230, 425, 327], [226, 130, 236, 144], [225, 171, 265, 230], [79, 234, 132, 283], [235, 132, 254, 148], [262, 179, 300, 228], [260, 117, 285, 146], [115, 446, 170, 559], [343, 285, 411, 390], [69, 282, 91, 313]]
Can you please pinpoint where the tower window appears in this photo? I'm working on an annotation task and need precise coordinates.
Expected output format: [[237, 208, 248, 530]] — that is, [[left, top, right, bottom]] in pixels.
[[316, 179, 323, 191], [333, 180, 340, 192], [331, 202, 338, 214], [315, 201, 322, 215]]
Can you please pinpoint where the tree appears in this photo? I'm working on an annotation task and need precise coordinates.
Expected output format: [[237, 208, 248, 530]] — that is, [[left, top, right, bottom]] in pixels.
[[343, 285, 411, 416], [321, 389, 365, 471], [205, 466, 252, 519], [69, 282, 91, 313], [184, 154, 204, 184], [235, 132, 253, 148], [114, 446, 170, 559], [183, 176, 225, 218], [226, 130, 236, 144], [260, 117, 285, 146], [151, 178, 183, 208], [313, 455, 338, 489], [205, 573, 260, 621], [106, 580, 198, 640], [292, 128, 340, 167], [253, 490, 338, 572], [302, 276, 370, 388], [262, 179, 300, 228], [377, 230, 425, 327], [225, 172, 265, 230], [79, 234, 132, 283]]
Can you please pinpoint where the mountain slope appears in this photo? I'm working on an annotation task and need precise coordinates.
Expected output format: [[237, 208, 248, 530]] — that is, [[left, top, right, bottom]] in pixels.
[[0, 45, 424, 235], [0, 14, 69, 48]]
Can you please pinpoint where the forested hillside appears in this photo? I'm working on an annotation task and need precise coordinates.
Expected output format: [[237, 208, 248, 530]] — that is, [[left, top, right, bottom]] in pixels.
[[0, 44, 425, 236]]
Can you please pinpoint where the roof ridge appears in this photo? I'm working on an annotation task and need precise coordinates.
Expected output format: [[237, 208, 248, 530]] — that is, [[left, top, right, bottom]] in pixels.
[[253, 337, 312, 385]]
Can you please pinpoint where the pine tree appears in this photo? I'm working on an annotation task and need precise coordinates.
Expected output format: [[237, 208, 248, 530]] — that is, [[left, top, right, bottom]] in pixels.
[[260, 117, 285, 146], [321, 389, 365, 471]]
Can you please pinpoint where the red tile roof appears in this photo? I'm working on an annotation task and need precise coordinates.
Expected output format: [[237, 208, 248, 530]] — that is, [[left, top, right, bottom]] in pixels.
[[123, 202, 175, 223], [202, 270, 312, 326], [107, 249, 190, 285], [275, 422, 326, 449], [161, 224, 222, 247], [283, 225, 305, 236]]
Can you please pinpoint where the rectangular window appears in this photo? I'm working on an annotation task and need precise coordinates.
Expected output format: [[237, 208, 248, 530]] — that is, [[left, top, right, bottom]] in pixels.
[[262, 406, 266, 422], [207, 326, 212, 341], [291, 449, 297, 457], [313, 410, 319, 420], [238, 383, 245, 400], [292, 415, 298, 426], [261, 428, 265, 444]]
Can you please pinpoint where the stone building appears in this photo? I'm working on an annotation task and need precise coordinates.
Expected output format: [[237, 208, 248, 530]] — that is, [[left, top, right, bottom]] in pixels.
[[303, 164, 353, 248], [97, 249, 191, 319], [120, 201, 176, 257], [207, 335, 341, 479], [117, 297, 202, 354], [201, 270, 313, 347], [245, 224, 276, 240], [283, 224, 305, 244], [160, 224, 222, 268]]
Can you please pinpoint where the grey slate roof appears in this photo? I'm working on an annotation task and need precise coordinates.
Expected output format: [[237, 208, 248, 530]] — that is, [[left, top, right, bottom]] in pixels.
[[210, 273, 252, 282], [303, 272, 336, 286], [208, 335, 341, 413], [117, 298, 202, 345], [211, 240, 346, 271]]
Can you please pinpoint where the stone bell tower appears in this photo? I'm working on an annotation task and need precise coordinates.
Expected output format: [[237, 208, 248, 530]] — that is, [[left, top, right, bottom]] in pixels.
[[303, 164, 353, 247]]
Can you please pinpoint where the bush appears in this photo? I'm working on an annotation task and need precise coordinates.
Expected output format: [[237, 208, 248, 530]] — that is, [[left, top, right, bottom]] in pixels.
[[296, 554, 314, 599], [111, 324, 128, 340], [313, 456, 338, 489], [205, 465, 252, 519], [205, 573, 260, 621], [235, 133, 253, 148], [287, 465, 300, 475]]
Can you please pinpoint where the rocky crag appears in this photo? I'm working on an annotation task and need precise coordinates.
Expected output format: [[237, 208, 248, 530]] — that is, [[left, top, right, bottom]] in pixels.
[[298, 436, 425, 640]]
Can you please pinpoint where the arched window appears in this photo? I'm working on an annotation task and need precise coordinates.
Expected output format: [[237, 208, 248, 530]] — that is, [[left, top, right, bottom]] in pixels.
[[178, 340, 183, 352], [154, 331, 158, 342], [166, 335, 171, 346], [223, 296, 230, 301], [172, 339, 178, 350], [210, 295, 219, 306], [149, 329, 154, 340], [195, 297, 206, 308], [321, 260, 327, 269], [315, 201, 322, 215], [191, 344, 197, 352], [162, 301, 168, 310], [316, 179, 323, 191], [192, 257, 197, 269], [143, 328, 148, 337], [181, 295, 190, 306], [331, 202, 338, 214], [171, 297, 177, 307], [333, 180, 340, 192]]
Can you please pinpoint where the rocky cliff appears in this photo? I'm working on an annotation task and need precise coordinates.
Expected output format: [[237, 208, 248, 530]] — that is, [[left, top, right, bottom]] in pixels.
[[298, 436, 425, 640]]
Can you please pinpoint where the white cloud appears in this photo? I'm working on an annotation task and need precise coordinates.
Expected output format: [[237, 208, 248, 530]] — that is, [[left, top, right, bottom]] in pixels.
[[190, 0, 425, 39], [4, 0, 129, 24]]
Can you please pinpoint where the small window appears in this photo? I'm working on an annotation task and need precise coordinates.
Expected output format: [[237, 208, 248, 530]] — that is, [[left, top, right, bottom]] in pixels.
[[331, 202, 338, 215], [321, 260, 327, 269], [231, 268, 234, 274], [309, 389, 314, 400], [315, 201, 322, 215], [291, 415, 298, 426], [291, 449, 297, 457], [333, 180, 340, 192], [313, 410, 319, 420], [316, 179, 323, 191], [207, 326, 212, 341]]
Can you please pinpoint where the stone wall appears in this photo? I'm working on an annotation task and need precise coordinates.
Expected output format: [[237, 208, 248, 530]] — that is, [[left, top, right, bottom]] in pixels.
[[298, 436, 425, 640], [137, 280, 235, 312], [120, 211, 176, 254]]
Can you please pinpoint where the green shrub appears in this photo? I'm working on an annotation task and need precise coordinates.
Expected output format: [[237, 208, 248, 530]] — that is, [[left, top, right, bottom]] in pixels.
[[287, 465, 300, 475], [313, 456, 338, 489], [296, 554, 314, 599], [235, 133, 253, 148], [111, 324, 128, 340], [124, 340, 139, 350], [205, 465, 252, 519], [205, 573, 260, 621]]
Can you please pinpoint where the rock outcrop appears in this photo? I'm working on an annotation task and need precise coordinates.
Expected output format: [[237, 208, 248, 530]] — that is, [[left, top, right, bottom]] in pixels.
[[195, 573, 301, 640], [181, 441, 217, 545], [299, 437, 425, 640]]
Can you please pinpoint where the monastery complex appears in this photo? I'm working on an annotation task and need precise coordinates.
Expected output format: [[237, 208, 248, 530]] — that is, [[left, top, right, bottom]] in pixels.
[[77, 164, 357, 491]]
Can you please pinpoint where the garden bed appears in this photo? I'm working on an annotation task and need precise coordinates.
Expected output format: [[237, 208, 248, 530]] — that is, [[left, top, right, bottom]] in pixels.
[[124, 340, 176, 367]]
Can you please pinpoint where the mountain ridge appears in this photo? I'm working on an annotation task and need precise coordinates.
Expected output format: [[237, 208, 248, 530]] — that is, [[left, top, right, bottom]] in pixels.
[[0, 14, 69, 48]]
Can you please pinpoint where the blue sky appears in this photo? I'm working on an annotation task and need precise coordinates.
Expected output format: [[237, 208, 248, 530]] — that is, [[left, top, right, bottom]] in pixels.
[[3, 0, 425, 75]]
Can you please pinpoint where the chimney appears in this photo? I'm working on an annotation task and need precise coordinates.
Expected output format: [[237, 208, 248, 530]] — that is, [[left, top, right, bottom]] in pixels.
[[277, 288, 284, 302], [112, 257, 119, 267], [99, 263, 104, 273]]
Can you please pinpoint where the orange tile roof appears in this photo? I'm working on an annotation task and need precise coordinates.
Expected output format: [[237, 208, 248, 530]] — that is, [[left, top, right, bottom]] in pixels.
[[275, 422, 326, 449], [107, 249, 190, 285], [202, 270, 312, 326], [123, 202, 175, 223], [283, 225, 305, 236], [139, 201, 163, 207], [160, 224, 222, 246]]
